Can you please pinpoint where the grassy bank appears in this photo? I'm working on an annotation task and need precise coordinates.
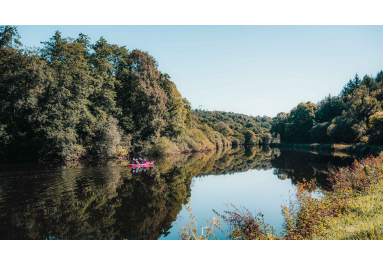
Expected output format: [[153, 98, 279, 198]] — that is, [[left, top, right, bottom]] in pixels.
[[179, 153, 383, 240], [270, 143, 383, 156], [312, 179, 383, 240]]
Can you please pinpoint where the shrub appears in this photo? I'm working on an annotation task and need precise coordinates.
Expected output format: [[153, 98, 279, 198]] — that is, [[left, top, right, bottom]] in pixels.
[[282, 153, 383, 239], [115, 145, 129, 156], [94, 117, 122, 157], [177, 205, 222, 240], [186, 128, 215, 151], [214, 204, 277, 240], [151, 136, 179, 155], [327, 117, 366, 143], [309, 122, 331, 143]]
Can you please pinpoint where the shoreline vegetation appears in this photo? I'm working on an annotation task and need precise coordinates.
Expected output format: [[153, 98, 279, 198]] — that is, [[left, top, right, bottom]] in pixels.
[[179, 152, 383, 240], [270, 142, 383, 156]]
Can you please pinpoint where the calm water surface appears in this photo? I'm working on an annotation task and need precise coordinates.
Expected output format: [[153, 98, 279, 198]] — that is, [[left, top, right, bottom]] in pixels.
[[0, 147, 360, 240]]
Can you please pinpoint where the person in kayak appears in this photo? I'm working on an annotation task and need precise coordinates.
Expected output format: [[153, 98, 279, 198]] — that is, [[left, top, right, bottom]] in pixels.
[[139, 158, 147, 164]]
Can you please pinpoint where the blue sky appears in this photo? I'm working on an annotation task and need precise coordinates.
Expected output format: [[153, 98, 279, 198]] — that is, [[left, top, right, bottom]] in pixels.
[[15, 25, 383, 117]]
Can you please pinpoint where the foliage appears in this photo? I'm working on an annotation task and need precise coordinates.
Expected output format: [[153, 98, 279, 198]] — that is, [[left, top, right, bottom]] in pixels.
[[312, 179, 383, 240], [282, 153, 383, 239], [340, 73, 361, 96], [213, 204, 277, 240], [271, 71, 383, 146], [261, 133, 272, 145], [327, 116, 366, 143], [367, 111, 383, 144], [281, 179, 339, 240], [178, 150, 383, 240], [151, 136, 179, 155], [309, 122, 331, 143], [214, 121, 234, 137], [315, 95, 345, 123], [244, 130, 260, 145], [94, 117, 122, 157], [0, 26, 276, 161], [177, 205, 221, 240], [0, 26, 200, 161], [194, 110, 272, 146], [283, 102, 317, 144]]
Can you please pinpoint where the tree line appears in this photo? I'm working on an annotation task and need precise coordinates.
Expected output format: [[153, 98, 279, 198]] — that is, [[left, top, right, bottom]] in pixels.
[[193, 110, 273, 146], [271, 72, 383, 145], [4, 25, 376, 162], [1, 26, 272, 162]]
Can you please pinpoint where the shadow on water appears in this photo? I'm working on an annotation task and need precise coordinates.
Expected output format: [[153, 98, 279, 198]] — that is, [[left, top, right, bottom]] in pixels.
[[0, 146, 362, 239]]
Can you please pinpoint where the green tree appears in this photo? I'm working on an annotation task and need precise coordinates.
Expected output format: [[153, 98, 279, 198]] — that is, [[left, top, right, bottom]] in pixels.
[[159, 73, 190, 137], [214, 121, 234, 137], [341, 73, 361, 96], [284, 102, 317, 143], [38, 31, 97, 158], [309, 122, 331, 143], [270, 112, 288, 143], [367, 111, 383, 144], [115, 49, 168, 148], [315, 96, 345, 123], [342, 85, 381, 122], [261, 133, 272, 145], [90, 37, 120, 116], [327, 116, 366, 143], [244, 130, 260, 145]]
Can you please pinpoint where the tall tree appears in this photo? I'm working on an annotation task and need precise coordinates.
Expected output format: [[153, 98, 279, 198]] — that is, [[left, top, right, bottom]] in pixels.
[[284, 102, 317, 143], [39, 31, 95, 158], [115, 49, 168, 147]]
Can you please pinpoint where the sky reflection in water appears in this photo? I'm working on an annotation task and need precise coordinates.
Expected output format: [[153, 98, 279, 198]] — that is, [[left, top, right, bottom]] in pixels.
[[0, 146, 358, 240]]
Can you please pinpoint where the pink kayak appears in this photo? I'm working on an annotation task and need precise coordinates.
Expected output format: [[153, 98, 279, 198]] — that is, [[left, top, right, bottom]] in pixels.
[[129, 161, 155, 168]]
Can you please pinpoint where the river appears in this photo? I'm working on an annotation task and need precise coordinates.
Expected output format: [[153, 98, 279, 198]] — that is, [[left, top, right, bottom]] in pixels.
[[0, 146, 361, 240]]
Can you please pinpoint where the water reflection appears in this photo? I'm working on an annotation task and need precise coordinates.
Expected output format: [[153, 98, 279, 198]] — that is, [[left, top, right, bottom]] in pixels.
[[0, 146, 360, 240]]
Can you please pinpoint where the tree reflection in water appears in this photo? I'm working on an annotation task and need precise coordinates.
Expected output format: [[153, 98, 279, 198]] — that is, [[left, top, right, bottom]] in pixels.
[[0, 146, 359, 239]]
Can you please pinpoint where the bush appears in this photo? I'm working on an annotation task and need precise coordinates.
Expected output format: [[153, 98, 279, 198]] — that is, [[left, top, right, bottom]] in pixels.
[[151, 136, 179, 155], [309, 122, 331, 143], [94, 117, 121, 157], [327, 117, 366, 143], [185, 128, 215, 151], [283, 153, 383, 239]]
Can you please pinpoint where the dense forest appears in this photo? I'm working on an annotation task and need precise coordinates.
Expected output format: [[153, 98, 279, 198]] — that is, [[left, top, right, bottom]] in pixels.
[[3, 25, 381, 162], [193, 110, 273, 146], [0, 26, 273, 162], [271, 72, 383, 145]]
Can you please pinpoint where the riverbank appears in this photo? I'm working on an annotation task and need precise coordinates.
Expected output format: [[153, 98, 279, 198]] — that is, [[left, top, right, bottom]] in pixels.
[[0, 145, 220, 163], [179, 152, 383, 240], [312, 179, 383, 239], [269, 143, 383, 156]]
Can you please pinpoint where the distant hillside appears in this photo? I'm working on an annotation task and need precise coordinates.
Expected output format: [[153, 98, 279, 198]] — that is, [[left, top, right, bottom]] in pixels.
[[193, 110, 274, 146]]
